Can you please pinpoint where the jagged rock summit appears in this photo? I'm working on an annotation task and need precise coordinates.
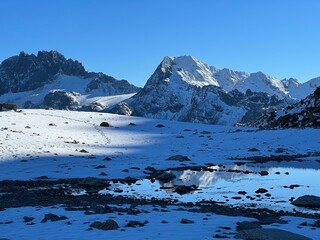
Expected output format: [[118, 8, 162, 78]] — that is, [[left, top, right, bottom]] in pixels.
[[0, 50, 140, 110]]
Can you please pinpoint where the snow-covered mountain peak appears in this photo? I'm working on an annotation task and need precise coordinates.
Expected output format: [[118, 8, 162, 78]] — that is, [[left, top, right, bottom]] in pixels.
[[235, 71, 288, 98], [164, 55, 219, 87], [282, 78, 300, 88], [213, 68, 249, 92]]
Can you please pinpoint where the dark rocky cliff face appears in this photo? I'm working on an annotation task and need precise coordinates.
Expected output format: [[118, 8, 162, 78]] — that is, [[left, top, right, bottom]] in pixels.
[[0, 51, 140, 96], [0, 51, 86, 95]]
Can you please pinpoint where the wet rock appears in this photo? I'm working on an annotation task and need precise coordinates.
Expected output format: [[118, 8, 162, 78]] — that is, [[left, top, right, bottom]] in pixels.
[[41, 213, 67, 223], [259, 171, 269, 176], [284, 184, 300, 189], [90, 219, 119, 230], [174, 185, 197, 195], [255, 188, 268, 194], [125, 220, 148, 228], [238, 191, 247, 195], [100, 122, 112, 127], [156, 172, 176, 183], [236, 221, 261, 231], [232, 196, 242, 200], [180, 219, 194, 224], [235, 228, 312, 240], [291, 195, 320, 208], [167, 155, 190, 162]]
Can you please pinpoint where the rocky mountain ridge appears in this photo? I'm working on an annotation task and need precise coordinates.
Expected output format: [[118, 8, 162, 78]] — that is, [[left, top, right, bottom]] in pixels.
[[250, 87, 320, 128], [0, 51, 140, 110]]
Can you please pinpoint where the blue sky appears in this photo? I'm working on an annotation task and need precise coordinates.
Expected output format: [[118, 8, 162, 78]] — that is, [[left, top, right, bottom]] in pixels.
[[1, 0, 319, 87]]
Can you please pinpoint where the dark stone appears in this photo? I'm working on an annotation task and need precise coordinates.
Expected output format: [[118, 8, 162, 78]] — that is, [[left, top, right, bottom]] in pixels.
[[174, 185, 197, 195], [238, 191, 247, 195], [90, 219, 119, 230], [41, 213, 67, 223], [125, 220, 148, 228], [180, 219, 194, 224], [155, 124, 165, 128], [259, 171, 269, 176], [255, 188, 268, 194], [100, 122, 112, 127], [291, 195, 320, 208]]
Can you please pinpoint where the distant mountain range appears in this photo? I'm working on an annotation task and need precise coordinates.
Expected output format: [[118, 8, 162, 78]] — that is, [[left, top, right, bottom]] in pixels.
[[1, 52, 319, 125]]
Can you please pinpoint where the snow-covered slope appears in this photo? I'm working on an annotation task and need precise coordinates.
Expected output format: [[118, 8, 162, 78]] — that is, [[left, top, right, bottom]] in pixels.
[[0, 51, 140, 110], [0, 109, 319, 239]]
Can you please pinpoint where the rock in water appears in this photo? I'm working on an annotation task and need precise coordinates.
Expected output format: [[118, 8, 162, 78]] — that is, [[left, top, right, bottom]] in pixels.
[[291, 195, 320, 208]]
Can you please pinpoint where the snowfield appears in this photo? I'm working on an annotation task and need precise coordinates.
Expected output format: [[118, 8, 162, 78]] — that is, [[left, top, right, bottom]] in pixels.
[[0, 109, 319, 239]]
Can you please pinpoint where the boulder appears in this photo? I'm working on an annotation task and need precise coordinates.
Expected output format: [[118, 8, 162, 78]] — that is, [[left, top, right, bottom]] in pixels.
[[291, 195, 320, 208], [125, 220, 148, 228], [90, 219, 119, 230], [174, 185, 197, 195], [41, 213, 67, 223], [180, 219, 194, 224], [100, 122, 112, 127]]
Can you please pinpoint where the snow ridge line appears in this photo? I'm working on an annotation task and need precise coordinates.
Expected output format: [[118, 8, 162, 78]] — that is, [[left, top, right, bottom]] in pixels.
[[22, 112, 111, 145]]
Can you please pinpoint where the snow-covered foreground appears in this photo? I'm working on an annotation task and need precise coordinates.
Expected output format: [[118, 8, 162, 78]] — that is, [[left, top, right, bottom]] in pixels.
[[1, 109, 320, 180], [0, 109, 319, 239]]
